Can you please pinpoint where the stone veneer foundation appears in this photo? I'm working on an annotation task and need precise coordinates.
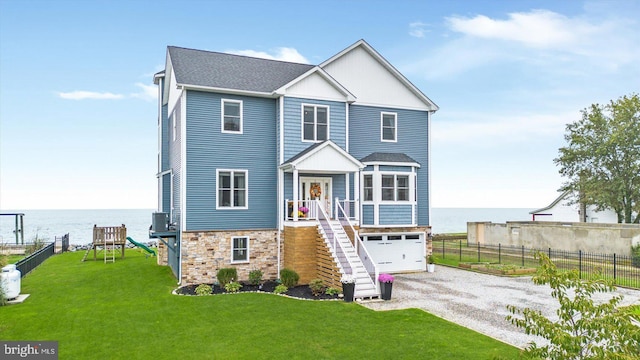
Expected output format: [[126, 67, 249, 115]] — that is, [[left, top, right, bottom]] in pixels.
[[180, 229, 279, 285]]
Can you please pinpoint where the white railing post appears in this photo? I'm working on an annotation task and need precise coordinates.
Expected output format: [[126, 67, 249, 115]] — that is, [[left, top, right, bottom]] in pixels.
[[285, 199, 289, 221]]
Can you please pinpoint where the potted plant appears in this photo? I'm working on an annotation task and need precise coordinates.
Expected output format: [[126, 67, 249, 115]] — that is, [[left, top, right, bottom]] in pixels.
[[340, 274, 356, 302], [378, 273, 394, 300], [427, 255, 435, 273], [298, 206, 309, 218]]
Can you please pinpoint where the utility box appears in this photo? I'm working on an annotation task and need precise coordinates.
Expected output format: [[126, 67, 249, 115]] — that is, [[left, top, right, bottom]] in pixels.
[[152, 212, 169, 232], [1, 264, 21, 300]]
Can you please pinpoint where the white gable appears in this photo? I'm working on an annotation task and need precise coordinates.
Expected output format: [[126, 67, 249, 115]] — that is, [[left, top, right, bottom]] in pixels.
[[281, 141, 363, 173], [322, 43, 436, 111], [295, 144, 360, 172], [284, 72, 348, 102]]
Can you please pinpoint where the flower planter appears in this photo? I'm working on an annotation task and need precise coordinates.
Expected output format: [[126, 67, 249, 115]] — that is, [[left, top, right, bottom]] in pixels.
[[427, 263, 435, 273], [342, 282, 355, 302], [379, 281, 393, 300]]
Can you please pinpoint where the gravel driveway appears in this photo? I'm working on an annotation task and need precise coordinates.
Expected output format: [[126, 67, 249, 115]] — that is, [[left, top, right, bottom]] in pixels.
[[360, 266, 640, 349]]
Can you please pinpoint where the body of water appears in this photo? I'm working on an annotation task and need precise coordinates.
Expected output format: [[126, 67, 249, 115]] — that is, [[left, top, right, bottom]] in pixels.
[[0, 208, 535, 245]]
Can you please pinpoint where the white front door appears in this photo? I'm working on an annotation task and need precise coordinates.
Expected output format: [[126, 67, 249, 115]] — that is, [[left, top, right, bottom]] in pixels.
[[300, 177, 332, 217]]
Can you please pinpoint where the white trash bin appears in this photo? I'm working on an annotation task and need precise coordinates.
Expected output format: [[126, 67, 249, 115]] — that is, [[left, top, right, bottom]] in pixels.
[[1, 264, 21, 300]]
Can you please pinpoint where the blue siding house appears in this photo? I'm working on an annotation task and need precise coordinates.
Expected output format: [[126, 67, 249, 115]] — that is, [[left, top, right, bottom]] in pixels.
[[151, 40, 438, 297]]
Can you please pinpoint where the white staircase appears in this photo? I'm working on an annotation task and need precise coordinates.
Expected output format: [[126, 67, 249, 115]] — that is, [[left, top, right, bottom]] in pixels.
[[319, 220, 379, 299]]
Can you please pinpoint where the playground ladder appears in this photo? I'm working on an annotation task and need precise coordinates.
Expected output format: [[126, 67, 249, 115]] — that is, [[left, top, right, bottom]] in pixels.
[[104, 240, 115, 263], [81, 244, 93, 262]]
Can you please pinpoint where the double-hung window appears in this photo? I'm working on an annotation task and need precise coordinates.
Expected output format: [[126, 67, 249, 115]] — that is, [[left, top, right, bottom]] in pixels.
[[217, 170, 247, 209], [381, 112, 397, 142], [302, 105, 328, 141], [363, 175, 373, 201], [381, 174, 409, 201], [231, 236, 249, 263], [222, 99, 242, 133]]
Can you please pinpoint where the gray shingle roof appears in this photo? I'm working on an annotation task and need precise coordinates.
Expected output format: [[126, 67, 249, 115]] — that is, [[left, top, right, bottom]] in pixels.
[[168, 46, 315, 93], [360, 152, 419, 165]]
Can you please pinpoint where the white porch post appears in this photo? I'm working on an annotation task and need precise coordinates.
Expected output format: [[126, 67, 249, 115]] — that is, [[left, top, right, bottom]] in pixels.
[[354, 171, 360, 221], [344, 173, 350, 218], [293, 168, 299, 221]]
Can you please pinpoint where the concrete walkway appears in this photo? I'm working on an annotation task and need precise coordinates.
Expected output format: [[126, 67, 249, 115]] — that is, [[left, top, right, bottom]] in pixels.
[[360, 266, 640, 349]]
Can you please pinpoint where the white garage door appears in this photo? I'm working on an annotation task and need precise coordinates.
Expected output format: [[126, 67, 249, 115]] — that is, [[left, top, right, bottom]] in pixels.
[[362, 233, 425, 273]]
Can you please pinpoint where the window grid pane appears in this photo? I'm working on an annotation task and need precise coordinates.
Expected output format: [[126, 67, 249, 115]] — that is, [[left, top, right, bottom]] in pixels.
[[223, 101, 241, 132], [382, 113, 396, 141], [302, 105, 329, 141], [219, 171, 246, 208], [232, 237, 248, 262]]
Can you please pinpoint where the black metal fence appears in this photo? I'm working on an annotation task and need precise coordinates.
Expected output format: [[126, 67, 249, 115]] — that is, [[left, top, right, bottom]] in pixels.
[[435, 239, 640, 289], [15, 242, 55, 278], [55, 233, 69, 253]]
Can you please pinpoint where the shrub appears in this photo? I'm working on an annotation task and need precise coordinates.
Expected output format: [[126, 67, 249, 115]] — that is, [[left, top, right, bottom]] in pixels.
[[632, 244, 640, 268], [279, 268, 299, 288], [195, 284, 212, 296], [309, 279, 325, 296], [507, 252, 640, 359], [25, 232, 46, 256], [217, 268, 237, 285], [224, 282, 242, 293], [248, 269, 263, 286], [273, 284, 288, 294], [325, 287, 340, 296]]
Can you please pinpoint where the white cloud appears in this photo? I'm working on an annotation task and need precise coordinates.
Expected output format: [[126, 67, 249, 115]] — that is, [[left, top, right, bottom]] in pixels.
[[446, 10, 593, 49], [130, 82, 157, 102], [409, 21, 430, 38], [408, 8, 639, 80], [57, 91, 124, 100], [227, 47, 309, 64]]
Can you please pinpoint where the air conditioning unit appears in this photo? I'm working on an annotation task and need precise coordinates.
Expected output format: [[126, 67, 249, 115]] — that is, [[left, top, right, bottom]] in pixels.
[[152, 212, 169, 232]]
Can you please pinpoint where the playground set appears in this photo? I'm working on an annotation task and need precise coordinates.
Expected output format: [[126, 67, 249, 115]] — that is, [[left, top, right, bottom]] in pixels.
[[82, 224, 155, 263]]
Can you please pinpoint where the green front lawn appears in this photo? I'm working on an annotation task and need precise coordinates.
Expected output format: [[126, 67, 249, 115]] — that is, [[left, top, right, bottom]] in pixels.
[[1, 251, 520, 359]]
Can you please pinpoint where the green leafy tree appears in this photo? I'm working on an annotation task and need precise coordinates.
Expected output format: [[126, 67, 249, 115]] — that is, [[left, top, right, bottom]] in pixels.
[[554, 93, 640, 223], [507, 253, 640, 359]]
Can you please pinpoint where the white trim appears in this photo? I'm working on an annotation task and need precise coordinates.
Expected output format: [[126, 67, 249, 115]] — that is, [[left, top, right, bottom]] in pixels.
[[427, 111, 432, 226], [279, 96, 284, 165], [345, 102, 349, 152], [221, 99, 243, 134], [351, 101, 434, 112], [215, 169, 249, 210], [172, 108, 177, 142], [156, 169, 172, 177], [278, 168, 284, 230], [170, 172, 175, 222], [180, 90, 187, 231], [380, 112, 397, 143], [362, 161, 421, 168], [345, 173, 350, 202], [301, 103, 330, 143], [177, 83, 275, 98], [230, 236, 250, 264]]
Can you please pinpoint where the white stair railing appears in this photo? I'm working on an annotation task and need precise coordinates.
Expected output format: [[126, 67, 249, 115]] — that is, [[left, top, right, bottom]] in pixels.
[[315, 200, 356, 276], [335, 199, 379, 294]]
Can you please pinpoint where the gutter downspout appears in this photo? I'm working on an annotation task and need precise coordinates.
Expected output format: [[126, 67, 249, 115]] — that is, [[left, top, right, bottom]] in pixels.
[[277, 96, 285, 278]]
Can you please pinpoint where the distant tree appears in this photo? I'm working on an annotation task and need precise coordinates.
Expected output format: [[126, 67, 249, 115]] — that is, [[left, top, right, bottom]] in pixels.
[[554, 93, 640, 223], [507, 253, 640, 359]]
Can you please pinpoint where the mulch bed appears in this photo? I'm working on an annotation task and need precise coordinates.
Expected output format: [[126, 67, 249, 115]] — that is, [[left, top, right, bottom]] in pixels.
[[174, 280, 341, 300]]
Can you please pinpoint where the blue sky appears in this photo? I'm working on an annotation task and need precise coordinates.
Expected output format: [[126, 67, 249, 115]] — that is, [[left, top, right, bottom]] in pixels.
[[1, 0, 638, 209]]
